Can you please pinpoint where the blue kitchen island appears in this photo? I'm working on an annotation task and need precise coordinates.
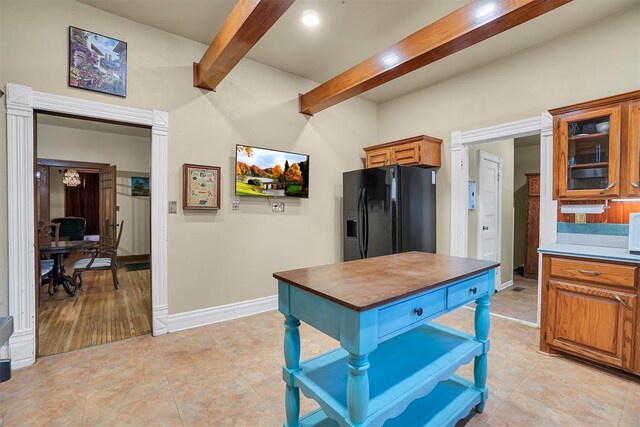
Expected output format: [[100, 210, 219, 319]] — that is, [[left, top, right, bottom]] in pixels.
[[274, 251, 498, 427]]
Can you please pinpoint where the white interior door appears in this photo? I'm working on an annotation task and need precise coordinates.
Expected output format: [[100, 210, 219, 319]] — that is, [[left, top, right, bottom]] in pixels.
[[477, 150, 503, 287]]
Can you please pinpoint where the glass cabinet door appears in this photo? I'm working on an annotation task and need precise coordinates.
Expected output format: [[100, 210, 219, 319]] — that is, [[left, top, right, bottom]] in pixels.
[[558, 107, 620, 198]]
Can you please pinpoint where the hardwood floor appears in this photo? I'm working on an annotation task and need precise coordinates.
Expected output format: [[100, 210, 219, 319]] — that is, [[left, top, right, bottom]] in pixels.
[[37, 254, 151, 357]]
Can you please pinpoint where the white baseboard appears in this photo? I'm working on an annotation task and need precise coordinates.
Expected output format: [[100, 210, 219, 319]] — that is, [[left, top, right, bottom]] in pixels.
[[167, 295, 278, 333], [496, 279, 514, 292]]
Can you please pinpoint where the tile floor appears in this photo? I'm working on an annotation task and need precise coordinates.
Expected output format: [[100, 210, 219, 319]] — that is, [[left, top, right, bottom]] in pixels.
[[488, 275, 538, 323], [1, 309, 638, 426]]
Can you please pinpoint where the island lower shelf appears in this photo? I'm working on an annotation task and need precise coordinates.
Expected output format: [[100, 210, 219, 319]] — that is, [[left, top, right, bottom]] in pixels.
[[285, 323, 487, 427], [299, 376, 482, 427]]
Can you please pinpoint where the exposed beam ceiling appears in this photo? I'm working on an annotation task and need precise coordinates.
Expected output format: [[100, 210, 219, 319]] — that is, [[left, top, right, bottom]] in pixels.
[[193, 0, 295, 91], [298, 0, 572, 115]]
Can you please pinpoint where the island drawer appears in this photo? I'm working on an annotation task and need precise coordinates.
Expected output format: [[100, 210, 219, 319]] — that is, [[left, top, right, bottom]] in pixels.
[[549, 257, 636, 289], [378, 289, 446, 337], [447, 275, 489, 309]]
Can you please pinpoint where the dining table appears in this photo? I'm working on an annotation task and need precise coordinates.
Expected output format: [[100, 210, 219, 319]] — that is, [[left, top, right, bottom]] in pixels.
[[39, 240, 97, 297]]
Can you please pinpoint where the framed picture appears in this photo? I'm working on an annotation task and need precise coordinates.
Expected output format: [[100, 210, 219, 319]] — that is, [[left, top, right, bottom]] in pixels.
[[131, 177, 150, 197], [69, 26, 127, 97], [183, 164, 221, 210]]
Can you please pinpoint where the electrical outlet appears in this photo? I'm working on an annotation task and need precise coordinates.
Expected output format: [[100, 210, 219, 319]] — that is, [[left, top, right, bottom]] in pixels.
[[168, 201, 177, 214], [272, 202, 285, 213], [232, 201, 240, 211], [575, 213, 586, 224]]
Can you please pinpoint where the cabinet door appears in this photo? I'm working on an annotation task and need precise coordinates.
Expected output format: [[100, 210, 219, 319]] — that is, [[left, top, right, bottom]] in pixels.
[[556, 106, 621, 198], [391, 142, 421, 166], [545, 280, 635, 369], [366, 148, 391, 168], [625, 102, 640, 196]]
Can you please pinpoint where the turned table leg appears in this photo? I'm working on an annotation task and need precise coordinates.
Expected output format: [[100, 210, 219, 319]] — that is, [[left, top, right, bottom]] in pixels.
[[284, 315, 301, 427], [474, 294, 490, 413], [347, 354, 370, 424]]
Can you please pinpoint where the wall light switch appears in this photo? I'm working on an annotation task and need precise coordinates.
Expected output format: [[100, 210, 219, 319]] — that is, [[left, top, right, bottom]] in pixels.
[[232, 201, 240, 211], [168, 201, 177, 214]]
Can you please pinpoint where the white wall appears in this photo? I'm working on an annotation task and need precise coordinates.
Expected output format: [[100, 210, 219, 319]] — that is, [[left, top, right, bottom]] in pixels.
[[37, 123, 152, 256], [378, 5, 640, 257], [1, 0, 377, 315], [467, 140, 514, 284]]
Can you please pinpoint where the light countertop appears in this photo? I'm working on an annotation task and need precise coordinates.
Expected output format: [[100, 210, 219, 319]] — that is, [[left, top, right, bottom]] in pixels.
[[538, 243, 640, 264]]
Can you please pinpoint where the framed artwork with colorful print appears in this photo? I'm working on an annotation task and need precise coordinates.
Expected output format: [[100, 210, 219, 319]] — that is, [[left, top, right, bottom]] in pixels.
[[183, 164, 221, 210], [69, 26, 127, 97]]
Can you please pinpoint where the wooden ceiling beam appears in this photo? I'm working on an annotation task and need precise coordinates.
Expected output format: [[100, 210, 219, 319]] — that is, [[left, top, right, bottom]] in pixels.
[[299, 0, 571, 116], [193, 0, 295, 91]]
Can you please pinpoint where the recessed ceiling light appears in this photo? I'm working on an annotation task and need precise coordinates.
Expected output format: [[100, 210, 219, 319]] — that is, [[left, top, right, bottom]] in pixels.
[[302, 10, 320, 27]]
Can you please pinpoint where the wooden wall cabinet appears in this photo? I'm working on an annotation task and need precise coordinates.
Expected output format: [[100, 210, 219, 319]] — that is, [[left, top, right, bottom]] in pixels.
[[540, 255, 639, 373], [364, 135, 442, 169], [551, 89, 640, 200]]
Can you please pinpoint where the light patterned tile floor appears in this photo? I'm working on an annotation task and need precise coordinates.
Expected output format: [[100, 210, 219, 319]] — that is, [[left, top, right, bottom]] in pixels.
[[1, 309, 638, 426]]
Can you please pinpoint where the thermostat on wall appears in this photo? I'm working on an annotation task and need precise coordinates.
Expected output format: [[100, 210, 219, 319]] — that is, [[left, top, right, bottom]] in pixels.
[[468, 181, 476, 210]]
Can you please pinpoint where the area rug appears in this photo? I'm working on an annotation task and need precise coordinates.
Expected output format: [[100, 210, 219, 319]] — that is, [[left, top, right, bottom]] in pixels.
[[125, 262, 150, 272]]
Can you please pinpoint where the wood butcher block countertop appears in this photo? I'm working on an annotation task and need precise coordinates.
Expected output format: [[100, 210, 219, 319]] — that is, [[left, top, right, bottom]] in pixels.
[[274, 252, 499, 311]]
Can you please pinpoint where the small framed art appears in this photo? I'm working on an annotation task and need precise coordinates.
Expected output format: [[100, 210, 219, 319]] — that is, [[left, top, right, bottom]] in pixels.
[[183, 164, 221, 210]]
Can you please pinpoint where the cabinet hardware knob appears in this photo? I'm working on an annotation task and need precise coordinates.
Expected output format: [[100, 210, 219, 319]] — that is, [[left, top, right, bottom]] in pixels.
[[469, 287, 478, 294], [414, 307, 423, 316], [599, 181, 617, 195], [631, 181, 640, 190], [614, 294, 633, 311], [577, 269, 601, 276]]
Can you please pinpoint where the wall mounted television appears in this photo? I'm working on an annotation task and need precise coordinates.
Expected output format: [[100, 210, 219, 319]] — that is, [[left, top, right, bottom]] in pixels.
[[235, 145, 310, 198]]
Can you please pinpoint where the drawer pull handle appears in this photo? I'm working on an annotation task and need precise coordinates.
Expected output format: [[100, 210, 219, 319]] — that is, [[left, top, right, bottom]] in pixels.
[[577, 269, 601, 276], [631, 181, 640, 190], [414, 307, 423, 316], [469, 287, 478, 294], [614, 294, 633, 311], [599, 181, 617, 195]]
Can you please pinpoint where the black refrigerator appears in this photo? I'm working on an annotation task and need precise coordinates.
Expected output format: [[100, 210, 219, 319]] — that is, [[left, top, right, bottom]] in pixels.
[[343, 165, 436, 261]]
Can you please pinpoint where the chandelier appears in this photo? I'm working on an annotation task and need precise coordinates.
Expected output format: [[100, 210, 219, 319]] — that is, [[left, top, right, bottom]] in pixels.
[[63, 169, 81, 187]]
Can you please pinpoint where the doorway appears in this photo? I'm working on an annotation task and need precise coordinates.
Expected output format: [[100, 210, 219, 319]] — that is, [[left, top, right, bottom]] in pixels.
[[5, 83, 169, 369], [451, 113, 557, 327], [35, 112, 152, 356]]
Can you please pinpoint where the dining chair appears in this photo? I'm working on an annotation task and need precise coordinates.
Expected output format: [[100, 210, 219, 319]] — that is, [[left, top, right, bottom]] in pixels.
[[72, 220, 124, 290], [38, 221, 60, 301]]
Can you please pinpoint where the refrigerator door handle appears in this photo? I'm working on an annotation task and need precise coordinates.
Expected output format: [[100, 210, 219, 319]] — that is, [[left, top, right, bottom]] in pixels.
[[363, 188, 369, 258], [357, 188, 364, 259]]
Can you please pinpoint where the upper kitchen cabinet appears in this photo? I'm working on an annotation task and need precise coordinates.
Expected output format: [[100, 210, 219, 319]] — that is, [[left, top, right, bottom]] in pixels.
[[551, 90, 640, 200], [364, 135, 442, 169], [624, 100, 640, 196]]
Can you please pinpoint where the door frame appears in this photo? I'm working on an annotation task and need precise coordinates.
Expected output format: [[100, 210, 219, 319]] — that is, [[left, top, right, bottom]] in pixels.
[[450, 112, 557, 327], [5, 83, 169, 368], [476, 150, 504, 289]]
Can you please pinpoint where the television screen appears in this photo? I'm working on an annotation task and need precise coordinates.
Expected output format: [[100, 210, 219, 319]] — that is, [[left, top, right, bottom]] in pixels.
[[236, 145, 310, 198]]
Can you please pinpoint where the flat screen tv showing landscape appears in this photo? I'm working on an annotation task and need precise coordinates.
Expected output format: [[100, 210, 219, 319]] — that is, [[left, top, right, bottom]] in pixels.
[[235, 145, 310, 198]]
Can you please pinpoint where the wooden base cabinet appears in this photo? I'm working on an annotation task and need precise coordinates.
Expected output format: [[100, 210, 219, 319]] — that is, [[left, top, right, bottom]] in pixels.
[[540, 255, 639, 373]]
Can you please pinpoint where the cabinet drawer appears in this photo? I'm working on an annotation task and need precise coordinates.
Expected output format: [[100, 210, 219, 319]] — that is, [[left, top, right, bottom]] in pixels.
[[549, 257, 637, 289], [378, 289, 445, 338], [447, 275, 489, 309]]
